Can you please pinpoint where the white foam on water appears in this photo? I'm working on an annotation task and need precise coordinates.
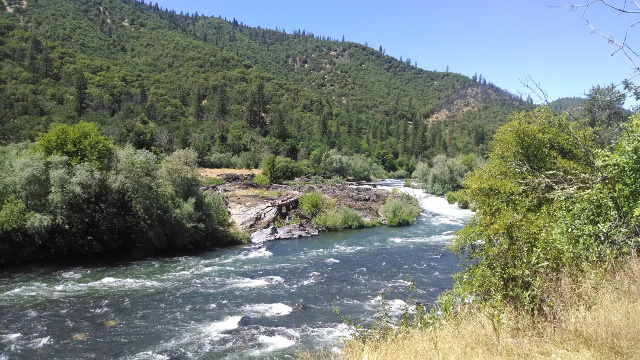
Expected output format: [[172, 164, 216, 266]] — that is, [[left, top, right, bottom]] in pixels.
[[243, 303, 293, 317], [129, 352, 171, 360], [61, 271, 81, 279], [257, 335, 295, 351], [303, 323, 353, 344], [389, 279, 412, 287], [325, 258, 340, 263], [302, 271, 321, 286], [219, 248, 273, 264], [29, 336, 50, 349], [389, 234, 453, 244], [224, 276, 284, 289], [85, 277, 163, 290], [379, 182, 473, 221], [1, 333, 21, 342], [204, 316, 242, 339], [369, 297, 408, 316], [334, 245, 365, 254]]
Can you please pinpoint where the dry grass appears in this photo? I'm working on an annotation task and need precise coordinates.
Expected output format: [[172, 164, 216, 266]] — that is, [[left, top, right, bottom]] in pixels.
[[330, 257, 640, 360], [197, 168, 261, 179], [227, 188, 283, 198]]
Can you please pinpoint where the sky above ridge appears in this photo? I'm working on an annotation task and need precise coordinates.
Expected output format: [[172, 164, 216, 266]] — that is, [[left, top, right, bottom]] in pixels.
[[154, 0, 639, 106]]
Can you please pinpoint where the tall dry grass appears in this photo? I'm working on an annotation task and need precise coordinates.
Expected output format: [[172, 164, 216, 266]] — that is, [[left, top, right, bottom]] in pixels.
[[309, 257, 640, 360]]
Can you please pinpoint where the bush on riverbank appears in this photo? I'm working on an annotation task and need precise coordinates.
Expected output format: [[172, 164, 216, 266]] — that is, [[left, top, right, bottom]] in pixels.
[[335, 256, 640, 360], [0, 124, 239, 265], [322, 107, 640, 359], [313, 207, 365, 230], [299, 191, 335, 218], [380, 191, 422, 226]]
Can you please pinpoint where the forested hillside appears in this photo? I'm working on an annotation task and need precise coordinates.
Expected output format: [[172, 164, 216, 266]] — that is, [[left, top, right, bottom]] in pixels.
[[0, 0, 534, 172]]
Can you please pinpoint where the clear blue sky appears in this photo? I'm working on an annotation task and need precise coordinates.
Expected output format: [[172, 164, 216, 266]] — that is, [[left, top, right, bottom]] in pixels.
[[154, 0, 638, 106]]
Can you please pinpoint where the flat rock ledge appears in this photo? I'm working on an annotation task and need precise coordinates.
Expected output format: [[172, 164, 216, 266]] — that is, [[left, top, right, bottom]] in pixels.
[[250, 224, 319, 243]]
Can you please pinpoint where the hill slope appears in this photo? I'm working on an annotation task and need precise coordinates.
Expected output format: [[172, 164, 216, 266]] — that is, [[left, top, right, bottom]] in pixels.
[[0, 0, 534, 168]]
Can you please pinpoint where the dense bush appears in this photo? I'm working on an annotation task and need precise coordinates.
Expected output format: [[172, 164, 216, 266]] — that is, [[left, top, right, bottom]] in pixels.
[[253, 173, 270, 188], [298, 191, 334, 218], [413, 155, 467, 196], [380, 191, 422, 226], [0, 126, 237, 265], [451, 107, 639, 311], [35, 122, 114, 168], [313, 207, 364, 230], [261, 154, 304, 183]]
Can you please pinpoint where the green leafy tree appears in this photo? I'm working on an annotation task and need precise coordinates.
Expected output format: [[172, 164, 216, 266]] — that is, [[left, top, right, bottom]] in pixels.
[[451, 107, 601, 310], [35, 122, 114, 167]]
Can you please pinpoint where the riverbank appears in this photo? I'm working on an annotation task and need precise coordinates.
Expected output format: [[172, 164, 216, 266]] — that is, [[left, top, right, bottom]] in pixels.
[[331, 256, 640, 360]]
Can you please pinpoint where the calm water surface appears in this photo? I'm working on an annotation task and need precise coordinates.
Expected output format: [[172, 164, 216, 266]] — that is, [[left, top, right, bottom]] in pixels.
[[0, 180, 472, 359]]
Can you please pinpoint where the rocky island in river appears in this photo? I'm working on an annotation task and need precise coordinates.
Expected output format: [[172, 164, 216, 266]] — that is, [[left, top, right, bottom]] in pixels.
[[199, 170, 393, 243]]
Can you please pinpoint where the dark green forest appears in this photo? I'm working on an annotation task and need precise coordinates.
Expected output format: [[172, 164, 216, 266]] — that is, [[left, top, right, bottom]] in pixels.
[[0, 0, 533, 168]]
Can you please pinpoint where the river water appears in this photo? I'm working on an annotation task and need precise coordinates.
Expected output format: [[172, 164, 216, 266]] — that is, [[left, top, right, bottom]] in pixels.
[[0, 180, 472, 359]]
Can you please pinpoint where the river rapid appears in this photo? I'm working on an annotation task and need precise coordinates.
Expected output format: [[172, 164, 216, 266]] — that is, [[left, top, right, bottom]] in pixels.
[[0, 180, 472, 359]]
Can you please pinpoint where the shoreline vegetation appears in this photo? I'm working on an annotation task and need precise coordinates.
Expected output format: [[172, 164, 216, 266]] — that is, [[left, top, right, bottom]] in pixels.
[[310, 255, 640, 360], [306, 107, 640, 359], [0, 122, 424, 267]]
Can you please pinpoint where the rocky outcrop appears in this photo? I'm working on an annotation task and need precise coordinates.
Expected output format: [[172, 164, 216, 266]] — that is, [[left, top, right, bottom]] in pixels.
[[214, 175, 390, 243], [250, 224, 319, 243]]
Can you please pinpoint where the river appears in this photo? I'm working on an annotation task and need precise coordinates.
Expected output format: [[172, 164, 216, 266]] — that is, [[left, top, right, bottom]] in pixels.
[[0, 180, 472, 359]]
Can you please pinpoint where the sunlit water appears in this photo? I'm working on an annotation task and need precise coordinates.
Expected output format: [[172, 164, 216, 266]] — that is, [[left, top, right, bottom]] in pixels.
[[0, 180, 472, 359]]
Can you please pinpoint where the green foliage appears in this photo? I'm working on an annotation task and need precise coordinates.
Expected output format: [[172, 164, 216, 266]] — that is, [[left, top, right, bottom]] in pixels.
[[261, 154, 302, 183], [444, 190, 470, 209], [0, 196, 33, 232], [450, 107, 626, 311], [35, 122, 114, 167], [413, 154, 468, 196], [298, 191, 333, 218], [253, 173, 270, 188], [200, 176, 224, 187], [0, 142, 236, 265], [380, 193, 421, 226], [313, 207, 365, 230], [0, 0, 531, 173]]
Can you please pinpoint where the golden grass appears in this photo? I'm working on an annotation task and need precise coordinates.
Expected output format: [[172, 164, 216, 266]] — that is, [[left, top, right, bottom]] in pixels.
[[329, 257, 640, 360], [197, 168, 261, 179], [227, 188, 283, 198]]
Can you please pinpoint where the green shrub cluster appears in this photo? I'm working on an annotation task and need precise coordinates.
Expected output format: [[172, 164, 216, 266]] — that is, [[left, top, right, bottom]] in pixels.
[[298, 191, 334, 218], [253, 173, 270, 188], [380, 192, 422, 226], [313, 207, 365, 230], [413, 154, 483, 196], [0, 124, 237, 265], [451, 107, 640, 311]]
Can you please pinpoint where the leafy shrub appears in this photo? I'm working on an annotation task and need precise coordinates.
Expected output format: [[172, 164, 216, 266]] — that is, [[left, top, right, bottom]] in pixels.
[[413, 155, 466, 196], [380, 193, 421, 226], [253, 173, 270, 188], [0, 141, 238, 265], [261, 154, 303, 183], [200, 177, 225, 187], [230, 151, 260, 169], [314, 207, 364, 230], [208, 152, 233, 168], [451, 107, 616, 311], [445, 190, 470, 209], [35, 122, 114, 168], [298, 191, 333, 218]]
